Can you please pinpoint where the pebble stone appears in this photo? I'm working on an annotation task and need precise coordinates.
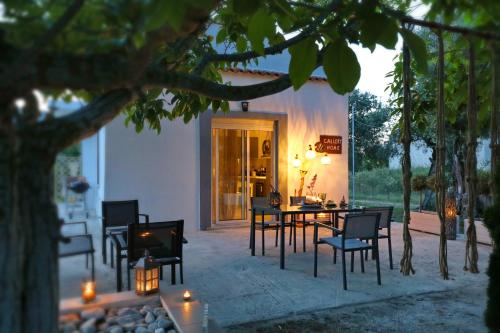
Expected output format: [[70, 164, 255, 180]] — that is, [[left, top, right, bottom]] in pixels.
[[108, 325, 124, 333], [80, 318, 96, 333], [145, 312, 155, 324], [154, 329, 165, 333], [81, 307, 106, 320]]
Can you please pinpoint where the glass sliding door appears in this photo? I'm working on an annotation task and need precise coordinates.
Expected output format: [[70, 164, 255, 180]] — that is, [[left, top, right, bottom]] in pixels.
[[212, 122, 276, 225], [212, 129, 246, 222]]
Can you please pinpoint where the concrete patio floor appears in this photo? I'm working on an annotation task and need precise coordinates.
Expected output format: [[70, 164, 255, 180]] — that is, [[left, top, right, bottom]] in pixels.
[[60, 219, 491, 329]]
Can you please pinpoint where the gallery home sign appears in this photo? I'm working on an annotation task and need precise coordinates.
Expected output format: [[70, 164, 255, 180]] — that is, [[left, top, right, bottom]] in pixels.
[[314, 135, 342, 154]]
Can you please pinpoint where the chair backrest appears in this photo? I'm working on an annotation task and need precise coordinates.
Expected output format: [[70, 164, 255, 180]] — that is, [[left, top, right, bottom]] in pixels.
[[363, 207, 393, 229], [251, 196, 268, 208], [127, 220, 184, 263], [289, 196, 305, 206], [102, 200, 139, 228], [343, 213, 380, 240]]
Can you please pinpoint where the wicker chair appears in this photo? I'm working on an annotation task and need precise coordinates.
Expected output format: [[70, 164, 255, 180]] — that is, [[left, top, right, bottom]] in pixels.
[[314, 213, 381, 290]]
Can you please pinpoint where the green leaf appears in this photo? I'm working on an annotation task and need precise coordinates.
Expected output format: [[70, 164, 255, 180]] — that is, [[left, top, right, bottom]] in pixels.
[[400, 29, 428, 74], [231, 0, 261, 16], [216, 28, 227, 44], [359, 13, 398, 50], [288, 37, 318, 90], [145, 0, 186, 31], [236, 36, 247, 53], [247, 9, 275, 55], [322, 39, 361, 95]]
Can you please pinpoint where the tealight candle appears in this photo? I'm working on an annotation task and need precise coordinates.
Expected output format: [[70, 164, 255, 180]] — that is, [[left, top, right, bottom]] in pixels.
[[81, 280, 96, 303], [183, 290, 191, 301]]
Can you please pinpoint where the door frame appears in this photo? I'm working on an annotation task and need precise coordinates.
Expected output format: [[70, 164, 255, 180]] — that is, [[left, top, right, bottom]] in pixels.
[[199, 111, 288, 230]]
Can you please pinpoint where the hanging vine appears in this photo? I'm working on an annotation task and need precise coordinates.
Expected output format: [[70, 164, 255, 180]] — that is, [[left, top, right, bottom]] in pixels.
[[491, 43, 499, 199], [400, 41, 415, 275], [435, 30, 449, 279], [464, 38, 480, 273]]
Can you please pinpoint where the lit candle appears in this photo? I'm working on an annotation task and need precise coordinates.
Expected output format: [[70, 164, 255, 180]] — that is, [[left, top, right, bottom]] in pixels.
[[81, 280, 96, 303], [183, 290, 192, 301]]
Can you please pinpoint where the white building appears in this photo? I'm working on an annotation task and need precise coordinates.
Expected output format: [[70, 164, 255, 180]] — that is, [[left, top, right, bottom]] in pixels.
[[81, 57, 349, 232]]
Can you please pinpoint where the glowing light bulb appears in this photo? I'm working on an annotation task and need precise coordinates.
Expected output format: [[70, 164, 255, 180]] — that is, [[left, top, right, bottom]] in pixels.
[[292, 154, 302, 168], [305, 145, 316, 160], [321, 153, 331, 165]]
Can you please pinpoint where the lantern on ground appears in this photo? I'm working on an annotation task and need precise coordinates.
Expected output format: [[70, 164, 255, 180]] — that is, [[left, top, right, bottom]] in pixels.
[[81, 279, 96, 303], [444, 189, 457, 240], [135, 250, 160, 295]]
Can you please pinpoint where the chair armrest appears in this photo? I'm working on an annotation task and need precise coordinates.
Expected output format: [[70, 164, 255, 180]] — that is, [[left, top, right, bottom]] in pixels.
[[315, 222, 342, 233], [314, 222, 342, 244], [138, 213, 150, 224], [110, 233, 127, 250], [62, 221, 88, 234]]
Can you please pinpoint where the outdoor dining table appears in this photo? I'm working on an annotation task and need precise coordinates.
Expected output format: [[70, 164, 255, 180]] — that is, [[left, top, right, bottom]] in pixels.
[[250, 205, 362, 269], [107, 226, 188, 291]]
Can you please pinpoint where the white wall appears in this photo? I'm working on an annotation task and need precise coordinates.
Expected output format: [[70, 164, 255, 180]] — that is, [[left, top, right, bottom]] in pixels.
[[224, 72, 349, 204], [103, 115, 199, 232]]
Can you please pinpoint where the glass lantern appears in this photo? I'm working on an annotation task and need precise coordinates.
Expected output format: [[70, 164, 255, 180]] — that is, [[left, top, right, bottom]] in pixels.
[[135, 250, 160, 296]]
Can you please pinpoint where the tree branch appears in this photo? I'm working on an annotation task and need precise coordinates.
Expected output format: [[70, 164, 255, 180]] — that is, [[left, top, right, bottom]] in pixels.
[[30, 0, 86, 52], [194, 0, 340, 74], [143, 67, 292, 101], [38, 89, 134, 151]]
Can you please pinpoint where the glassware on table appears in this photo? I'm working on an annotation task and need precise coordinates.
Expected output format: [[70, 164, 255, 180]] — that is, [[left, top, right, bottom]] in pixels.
[[318, 192, 327, 205]]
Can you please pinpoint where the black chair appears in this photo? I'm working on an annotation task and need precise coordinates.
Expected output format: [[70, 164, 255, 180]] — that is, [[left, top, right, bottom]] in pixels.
[[250, 197, 282, 256], [362, 207, 394, 269], [59, 234, 95, 280], [101, 200, 149, 265], [314, 213, 381, 290], [289, 196, 324, 252], [126, 220, 184, 290]]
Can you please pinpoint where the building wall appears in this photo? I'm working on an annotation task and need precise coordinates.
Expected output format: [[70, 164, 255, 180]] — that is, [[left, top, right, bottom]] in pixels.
[[85, 72, 349, 231], [103, 116, 200, 232]]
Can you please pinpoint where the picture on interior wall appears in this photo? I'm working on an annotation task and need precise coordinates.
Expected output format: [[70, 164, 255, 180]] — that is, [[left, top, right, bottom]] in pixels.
[[262, 139, 271, 157]]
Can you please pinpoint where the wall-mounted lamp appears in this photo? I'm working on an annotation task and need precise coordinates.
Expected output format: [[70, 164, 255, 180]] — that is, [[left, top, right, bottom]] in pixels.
[[320, 153, 331, 165], [292, 154, 302, 168], [305, 145, 316, 160], [241, 101, 249, 112]]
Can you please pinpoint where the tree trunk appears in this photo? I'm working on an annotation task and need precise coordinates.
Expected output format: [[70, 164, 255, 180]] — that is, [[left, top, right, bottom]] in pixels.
[[464, 39, 479, 273], [0, 132, 60, 333], [400, 42, 415, 275], [435, 31, 448, 279], [422, 150, 436, 210]]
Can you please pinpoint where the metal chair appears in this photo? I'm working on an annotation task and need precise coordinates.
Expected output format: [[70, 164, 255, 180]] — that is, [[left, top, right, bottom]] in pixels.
[[362, 207, 394, 269], [101, 200, 149, 265], [126, 220, 184, 290], [59, 234, 95, 280], [250, 197, 282, 256], [289, 196, 324, 252], [314, 213, 381, 290]]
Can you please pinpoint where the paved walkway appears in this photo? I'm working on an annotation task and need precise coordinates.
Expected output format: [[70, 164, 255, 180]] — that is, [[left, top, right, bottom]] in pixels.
[[60, 219, 491, 328]]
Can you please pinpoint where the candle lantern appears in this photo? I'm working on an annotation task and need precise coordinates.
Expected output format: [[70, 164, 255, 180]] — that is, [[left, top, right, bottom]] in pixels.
[[444, 189, 457, 240], [135, 250, 160, 296], [81, 280, 96, 303], [183, 290, 192, 301], [268, 189, 282, 208]]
